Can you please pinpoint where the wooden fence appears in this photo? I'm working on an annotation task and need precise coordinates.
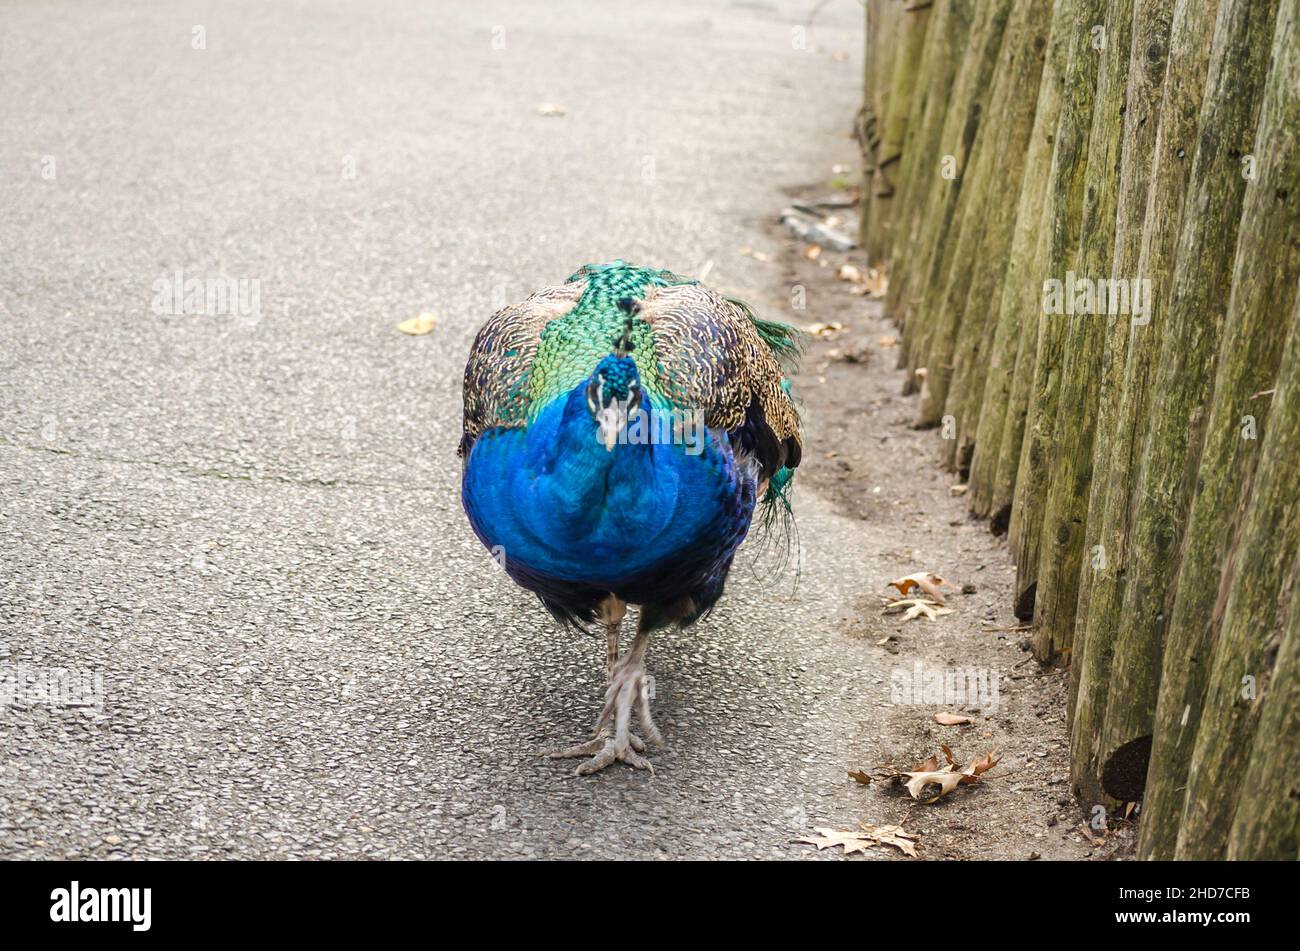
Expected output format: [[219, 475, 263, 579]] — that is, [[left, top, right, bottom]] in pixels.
[[859, 0, 1298, 859]]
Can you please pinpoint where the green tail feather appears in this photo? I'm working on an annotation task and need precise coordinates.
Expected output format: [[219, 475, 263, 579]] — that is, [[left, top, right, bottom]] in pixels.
[[763, 464, 795, 512]]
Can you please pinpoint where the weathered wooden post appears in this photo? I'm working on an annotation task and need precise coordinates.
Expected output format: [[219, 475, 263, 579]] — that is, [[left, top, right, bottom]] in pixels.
[[863, 1, 932, 265], [1030, 0, 1138, 665], [964, 0, 1076, 509]]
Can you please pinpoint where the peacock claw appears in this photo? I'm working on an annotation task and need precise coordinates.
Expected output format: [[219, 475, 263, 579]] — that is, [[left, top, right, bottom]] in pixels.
[[544, 729, 645, 759], [548, 655, 662, 775], [574, 736, 655, 776]]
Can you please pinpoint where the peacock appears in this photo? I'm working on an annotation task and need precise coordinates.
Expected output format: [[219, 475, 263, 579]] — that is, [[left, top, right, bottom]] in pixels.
[[459, 261, 802, 774]]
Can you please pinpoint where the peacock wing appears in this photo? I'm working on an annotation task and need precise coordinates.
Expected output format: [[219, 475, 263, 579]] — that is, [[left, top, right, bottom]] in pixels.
[[459, 282, 584, 456], [638, 283, 802, 477]]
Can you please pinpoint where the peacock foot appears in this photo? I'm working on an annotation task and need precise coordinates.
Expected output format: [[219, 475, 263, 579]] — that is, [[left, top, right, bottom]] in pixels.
[[545, 659, 662, 775], [544, 727, 646, 760]]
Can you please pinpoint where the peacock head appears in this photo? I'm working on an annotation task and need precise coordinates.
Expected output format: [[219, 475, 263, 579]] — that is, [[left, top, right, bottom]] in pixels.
[[585, 345, 643, 452]]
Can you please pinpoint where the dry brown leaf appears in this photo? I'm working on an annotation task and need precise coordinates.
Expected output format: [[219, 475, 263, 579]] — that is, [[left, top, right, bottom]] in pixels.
[[904, 600, 945, 621], [804, 243, 823, 260], [796, 825, 918, 858], [397, 313, 438, 335], [795, 828, 875, 855], [934, 712, 974, 726], [837, 264, 862, 282], [804, 321, 845, 339], [903, 767, 966, 803], [961, 749, 1002, 784], [888, 571, 948, 604], [858, 822, 919, 858], [877, 334, 898, 348], [847, 769, 873, 785], [880, 596, 952, 622], [1079, 822, 1105, 846], [878, 747, 1002, 803]]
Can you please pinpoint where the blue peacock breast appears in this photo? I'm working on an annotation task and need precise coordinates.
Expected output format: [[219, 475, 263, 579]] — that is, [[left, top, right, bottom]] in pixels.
[[462, 384, 758, 595]]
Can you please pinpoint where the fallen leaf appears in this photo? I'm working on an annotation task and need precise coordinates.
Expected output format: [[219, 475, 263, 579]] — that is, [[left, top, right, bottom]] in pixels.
[[962, 749, 1002, 783], [913, 753, 941, 773], [903, 600, 945, 621], [877, 334, 898, 348], [795, 828, 876, 855], [840, 261, 888, 299], [537, 103, 567, 117], [795, 825, 918, 859], [903, 767, 966, 803], [804, 321, 845, 339], [880, 596, 952, 622], [804, 243, 823, 261], [858, 822, 919, 858], [949, 484, 968, 497], [934, 712, 974, 726], [877, 747, 1002, 803], [397, 313, 438, 335], [864, 269, 889, 297], [888, 571, 949, 604], [1079, 822, 1105, 846], [827, 345, 871, 365], [847, 769, 873, 785]]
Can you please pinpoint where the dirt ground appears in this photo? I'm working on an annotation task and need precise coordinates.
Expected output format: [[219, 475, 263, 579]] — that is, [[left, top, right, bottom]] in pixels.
[[757, 186, 1138, 860]]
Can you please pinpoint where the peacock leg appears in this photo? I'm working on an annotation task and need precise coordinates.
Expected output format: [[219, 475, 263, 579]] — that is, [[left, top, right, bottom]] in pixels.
[[544, 598, 647, 761], [572, 615, 663, 775]]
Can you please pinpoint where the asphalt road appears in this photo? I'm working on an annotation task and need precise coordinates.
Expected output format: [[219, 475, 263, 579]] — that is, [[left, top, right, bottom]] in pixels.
[[0, 0, 878, 859]]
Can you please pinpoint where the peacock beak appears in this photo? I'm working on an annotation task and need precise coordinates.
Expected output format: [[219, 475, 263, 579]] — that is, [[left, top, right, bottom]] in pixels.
[[597, 402, 624, 451]]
